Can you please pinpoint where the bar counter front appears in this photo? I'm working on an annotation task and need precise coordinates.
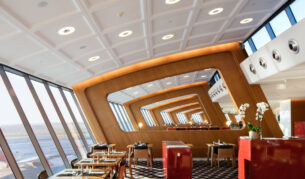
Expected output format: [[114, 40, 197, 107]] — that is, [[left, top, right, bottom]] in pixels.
[[238, 137, 305, 179]]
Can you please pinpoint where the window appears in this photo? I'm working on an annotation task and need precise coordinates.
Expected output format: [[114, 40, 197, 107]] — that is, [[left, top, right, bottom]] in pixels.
[[6, 72, 65, 173], [63, 90, 94, 146], [243, 41, 253, 56], [0, 147, 14, 179], [161, 111, 172, 125], [225, 114, 231, 121], [0, 75, 44, 178], [49, 86, 87, 158], [141, 109, 156, 127], [177, 113, 187, 124], [290, 0, 305, 22], [270, 11, 292, 36], [252, 27, 271, 50], [191, 113, 202, 123], [31, 80, 77, 163], [109, 102, 134, 131]]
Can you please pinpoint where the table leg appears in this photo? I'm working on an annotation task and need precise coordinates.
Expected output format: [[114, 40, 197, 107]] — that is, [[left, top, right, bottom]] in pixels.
[[211, 147, 214, 167], [207, 146, 210, 164], [129, 157, 133, 179]]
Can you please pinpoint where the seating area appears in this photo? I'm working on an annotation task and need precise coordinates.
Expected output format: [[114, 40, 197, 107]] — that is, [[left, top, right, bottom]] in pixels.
[[1, 1, 305, 179]]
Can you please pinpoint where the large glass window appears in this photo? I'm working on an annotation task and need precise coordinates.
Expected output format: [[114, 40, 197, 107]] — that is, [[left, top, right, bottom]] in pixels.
[[6, 72, 65, 173], [290, 0, 305, 22], [31, 80, 77, 163], [0, 75, 44, 178], [270, 11, 292, 36], [49, 86, 87, 158], [177, 113, 187, 124], [252, 27, 271, 50], [0, 147, 14, 179], [63, 90, 93, 147]]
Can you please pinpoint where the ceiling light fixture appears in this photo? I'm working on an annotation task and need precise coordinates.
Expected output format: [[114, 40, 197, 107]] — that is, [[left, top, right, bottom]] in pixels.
[[208, 8, 224, 15], [88, 56, 100, 62], [58, 26, 75, 36], [201, 75, 207, 78], [118, 30, 133, 37], [240, 18, 253, 24], [162, 34, 174, 40], [184, 75, 190, 78], [147, 83, 153, 87], [165, 0, 181, 5], [166, 82, 172, 85], [133, 91, 139, 95]]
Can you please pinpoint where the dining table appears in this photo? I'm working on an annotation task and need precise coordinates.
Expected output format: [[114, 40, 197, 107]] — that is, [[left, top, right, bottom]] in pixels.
[[48, 168, 111, 179], [206, 143, 236, 167], [74, 158, 120, 178]]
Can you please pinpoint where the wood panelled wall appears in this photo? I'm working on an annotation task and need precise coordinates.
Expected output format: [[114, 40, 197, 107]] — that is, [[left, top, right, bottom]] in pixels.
[[291, 99, 305, 135], [148, 96, 200, 125], [124, 82, 226, 129], [73, 42, 283, 157]]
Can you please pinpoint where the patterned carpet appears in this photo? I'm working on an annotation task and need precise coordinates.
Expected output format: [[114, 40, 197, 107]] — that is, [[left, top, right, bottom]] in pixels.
[[125, 159, 238, 179]]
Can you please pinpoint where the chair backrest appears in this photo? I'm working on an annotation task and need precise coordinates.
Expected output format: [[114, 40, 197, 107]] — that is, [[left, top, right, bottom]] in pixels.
[[71, 158, 78, 169], [37, 170, 48, 179], [218, 148, 234, 158], [134, 149, 149, 158]]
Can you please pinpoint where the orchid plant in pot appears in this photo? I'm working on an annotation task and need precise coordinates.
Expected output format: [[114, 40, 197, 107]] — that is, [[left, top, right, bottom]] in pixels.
[[239, 102, 269, 139]]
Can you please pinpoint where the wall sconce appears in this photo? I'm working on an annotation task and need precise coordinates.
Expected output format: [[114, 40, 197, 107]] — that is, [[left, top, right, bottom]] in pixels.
[[138, 122, 143, 130], [226, 120, 232, 126]]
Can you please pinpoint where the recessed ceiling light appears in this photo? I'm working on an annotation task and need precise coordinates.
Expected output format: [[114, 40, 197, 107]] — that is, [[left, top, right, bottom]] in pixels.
[[162, 34, 174, 40], [208, 8, 224, 15], [240, 18, 253, 24], [80, 45, 87, 49], [88, 56, 100, 62], [133, 91, 139, 95], [147, 83, 153, 87], [184, 75, 190, 78], [201, 75, 207, 78], [166, 82, 172, 85], [276, 83, 286, 90], [118, 30, 133, 37], [165, 0, 180, 5], [58, 26, 75, 36]]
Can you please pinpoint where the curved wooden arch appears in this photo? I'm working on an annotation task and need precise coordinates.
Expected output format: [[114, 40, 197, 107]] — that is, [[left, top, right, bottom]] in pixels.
[[123, 82, 226, 130], [168, 103, 202, 124], [184, 108, 203, 122], [73, 42, 282, 157], [148, 96, 200, 125]]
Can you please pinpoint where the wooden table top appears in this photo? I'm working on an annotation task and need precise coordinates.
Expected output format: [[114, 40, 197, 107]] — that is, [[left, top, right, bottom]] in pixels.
[[207, 143, 236, 147], [48, 169, 110, 179], [90, 151, 127, 158], [75, 158, 121, 168]]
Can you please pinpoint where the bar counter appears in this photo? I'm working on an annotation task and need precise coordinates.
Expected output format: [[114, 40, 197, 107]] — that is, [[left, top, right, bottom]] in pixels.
[[238, 136, 305, 179]]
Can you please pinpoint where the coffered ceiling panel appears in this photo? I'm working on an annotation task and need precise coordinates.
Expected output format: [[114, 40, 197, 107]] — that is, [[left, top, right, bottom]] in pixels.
[[0, 0, 287, 87]]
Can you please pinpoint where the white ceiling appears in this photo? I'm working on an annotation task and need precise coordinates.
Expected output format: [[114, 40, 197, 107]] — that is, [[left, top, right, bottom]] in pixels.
[[0, 0, 287, 87]]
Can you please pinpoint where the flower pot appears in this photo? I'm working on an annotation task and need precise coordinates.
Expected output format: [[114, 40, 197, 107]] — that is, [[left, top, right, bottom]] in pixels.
[[249, 131, 259, 140]]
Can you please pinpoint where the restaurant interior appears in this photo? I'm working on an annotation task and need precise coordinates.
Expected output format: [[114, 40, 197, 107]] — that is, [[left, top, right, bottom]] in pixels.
[[0, 0, 305, 179]]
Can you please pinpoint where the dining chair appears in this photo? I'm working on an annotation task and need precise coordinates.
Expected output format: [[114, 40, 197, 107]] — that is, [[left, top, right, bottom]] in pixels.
[[37, 170, 48, 179], [133, 148, 152, 167], [70, 158, 78, 169]]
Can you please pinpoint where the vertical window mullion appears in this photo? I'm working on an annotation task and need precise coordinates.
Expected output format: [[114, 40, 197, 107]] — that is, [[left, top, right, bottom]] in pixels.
[[285, 6, 297, 25], [248, 38, 257, 52], [0, 67, 53, 176], [265, 23, 276, 39], [44, 83, 82, 160], [0, 129, 23, 179], [71, 93, 97, 144], [25, 76, 69, 168], [59, 88, 89, 152]]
